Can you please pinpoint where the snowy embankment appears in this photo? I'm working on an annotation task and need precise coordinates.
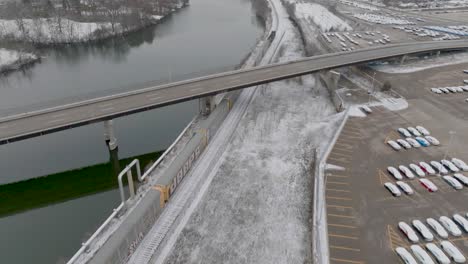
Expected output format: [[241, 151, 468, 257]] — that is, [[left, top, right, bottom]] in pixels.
[[0, 48, 38, 72], [158, 0, 341, 263], [0, 16, 163, 44], [371, 52, 468, 73]]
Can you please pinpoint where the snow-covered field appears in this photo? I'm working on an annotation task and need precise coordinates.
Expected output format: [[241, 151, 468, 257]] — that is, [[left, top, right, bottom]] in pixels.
[[371, 52, 468, 73], [292, 2, 352, 32], [0, 48, 37, 72]]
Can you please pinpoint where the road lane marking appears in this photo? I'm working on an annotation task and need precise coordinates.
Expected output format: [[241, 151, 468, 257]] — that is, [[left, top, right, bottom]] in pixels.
[[330, 258, 364, 264], [327, 204, 353, 209], [330, 245, 360, 252], [0, 124, 9, 129], [326, 188, 351, 193], [326, 181, 349, 185], [47, 118, 65, 124], [99, 103, 113, 108], [328, 223, 357, 229], [326, 196, 352, 201], [328, 213, 355, 219], [329, 233, 358, 239], [148, 96, 163, 101], [190, 87, 203, 92], [100, 107, 115, 112], [52, 113, 67, 118]]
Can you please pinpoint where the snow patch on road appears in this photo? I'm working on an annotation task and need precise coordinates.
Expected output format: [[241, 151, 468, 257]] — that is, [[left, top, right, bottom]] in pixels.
[[292, 2, 352, 32], [326, 164, 346, 171]]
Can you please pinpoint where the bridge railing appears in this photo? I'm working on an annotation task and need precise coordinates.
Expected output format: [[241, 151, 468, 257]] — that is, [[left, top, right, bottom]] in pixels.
[[66, 116, 196, 264]]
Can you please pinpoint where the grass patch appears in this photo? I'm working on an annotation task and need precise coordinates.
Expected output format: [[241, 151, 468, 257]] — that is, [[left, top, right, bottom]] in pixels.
[[0, 150, 164, 218]]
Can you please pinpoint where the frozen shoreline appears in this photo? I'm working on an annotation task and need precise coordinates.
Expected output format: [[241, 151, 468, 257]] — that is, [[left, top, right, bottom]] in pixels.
[[0, 48, 39, 73]]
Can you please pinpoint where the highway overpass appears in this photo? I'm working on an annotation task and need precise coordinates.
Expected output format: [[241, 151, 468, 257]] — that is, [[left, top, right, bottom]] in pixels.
[[1, 39, 467, 145]]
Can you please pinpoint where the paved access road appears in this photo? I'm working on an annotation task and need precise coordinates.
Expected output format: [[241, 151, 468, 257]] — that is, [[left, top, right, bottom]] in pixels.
[[1, 40, 467, 144]]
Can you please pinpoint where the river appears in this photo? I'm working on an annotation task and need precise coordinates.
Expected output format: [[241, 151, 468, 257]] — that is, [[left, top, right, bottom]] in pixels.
[[0, 0, 264, 262]]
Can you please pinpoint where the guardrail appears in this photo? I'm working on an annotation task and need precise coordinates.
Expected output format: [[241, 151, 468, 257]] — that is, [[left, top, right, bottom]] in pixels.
[[66, 117, 196, 264], [313, 109, 350, 264]]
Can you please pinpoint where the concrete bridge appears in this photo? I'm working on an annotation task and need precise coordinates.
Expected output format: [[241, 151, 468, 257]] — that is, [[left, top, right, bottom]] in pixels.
[[1, 39, 467, 146]]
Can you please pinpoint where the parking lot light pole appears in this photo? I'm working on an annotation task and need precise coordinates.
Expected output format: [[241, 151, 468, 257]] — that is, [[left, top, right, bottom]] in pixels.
[[443, 131, 456, 161], [368, 71, 376, 105]]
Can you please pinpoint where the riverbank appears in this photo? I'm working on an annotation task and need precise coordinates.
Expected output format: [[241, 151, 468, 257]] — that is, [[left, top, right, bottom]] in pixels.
[[0, 150, 163, 218]]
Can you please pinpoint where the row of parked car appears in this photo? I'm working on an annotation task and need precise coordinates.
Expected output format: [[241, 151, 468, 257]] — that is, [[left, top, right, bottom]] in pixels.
[[396, 215, 468, 263], [384, 159, 468, 196], [388, 158, 468, 180], [387, 126, 440, 150], [431, 85, 468, 94]]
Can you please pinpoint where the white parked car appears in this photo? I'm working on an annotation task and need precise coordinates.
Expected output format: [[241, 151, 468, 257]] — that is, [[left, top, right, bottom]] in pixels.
[[396, 247, 418, 264], [387, 140, 402, 151], [398, 127, 412, 137], [419, 178, 438, 192], [419, 162, 436, 175], [464, 80, 468, 85], [454, 173, 468, 186], [399, 165, 416, 179], [441, 159, 460, 173], [463, 86, 468, 92], [453, 214, 468, 233], [388, 166, 403, 180], [416, 126, 430, 136], [455, 86, 464, 92], [440, 87, 450, 93], [426, 243, 450, 264], [425, 136, 440, 146], [443, 175, 463, 190], [412, 220, 434, 241], [431, 88, 442, 94], [452, 158, 468, 171], [397, 139, 412, 149], [406, 138, 421, 148], [440, 241, 466, 263], [464, 70, 468, 74], [448, 87, 458, 93], [399, 221, 420, 243], [384, 182, 401, 196], [426, 218, 449, 239], [439, 216, 462, 237], [408, 127, 422, 137], [360, 105, 372, 114], [430, 161, 449, 174], [396, 181, 414, 195], [410, 245, 435, 264], [409, 163, 425, 177]]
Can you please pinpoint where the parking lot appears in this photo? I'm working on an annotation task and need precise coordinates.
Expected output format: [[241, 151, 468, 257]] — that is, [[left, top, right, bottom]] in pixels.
[[325, 62, 468, 263]]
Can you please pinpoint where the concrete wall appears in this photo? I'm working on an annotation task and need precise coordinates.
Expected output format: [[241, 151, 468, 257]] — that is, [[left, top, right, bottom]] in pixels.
[[319, 70, 345, 112]]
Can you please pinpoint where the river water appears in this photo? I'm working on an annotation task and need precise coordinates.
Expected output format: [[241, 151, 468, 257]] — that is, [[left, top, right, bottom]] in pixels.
[[0, 0, 263, 262]]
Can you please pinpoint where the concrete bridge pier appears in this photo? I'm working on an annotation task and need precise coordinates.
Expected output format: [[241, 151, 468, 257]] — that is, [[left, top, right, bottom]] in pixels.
[[199, 96, 215, 116], [400, 54, 408, 64], [104, 120, 120, 176]]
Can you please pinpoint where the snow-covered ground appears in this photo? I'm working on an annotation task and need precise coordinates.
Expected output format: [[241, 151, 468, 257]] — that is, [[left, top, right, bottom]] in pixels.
[[292, 2, 352, 32], [0, 48, 37, 72], [352, 13, 415, 25], [0, 18, 123, 43], [371, 52, 468, 73], [155, 0, 341, 263]]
